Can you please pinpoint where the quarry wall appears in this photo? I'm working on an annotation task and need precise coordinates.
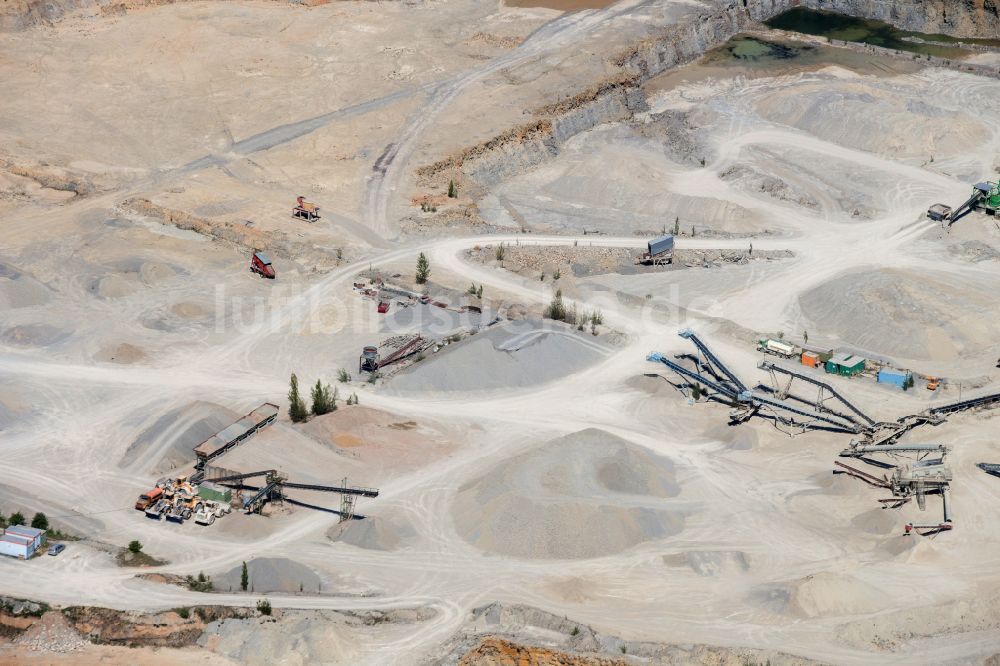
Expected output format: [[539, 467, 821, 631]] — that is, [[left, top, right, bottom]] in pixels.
[[802, 0, 1000, 39]]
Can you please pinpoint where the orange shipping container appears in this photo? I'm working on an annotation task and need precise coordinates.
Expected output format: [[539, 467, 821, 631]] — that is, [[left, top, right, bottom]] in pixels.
[[801, 351, 820, 368]]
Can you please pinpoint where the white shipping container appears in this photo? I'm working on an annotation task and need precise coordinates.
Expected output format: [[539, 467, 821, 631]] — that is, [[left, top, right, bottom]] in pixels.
[[0, 537, 31, 559]]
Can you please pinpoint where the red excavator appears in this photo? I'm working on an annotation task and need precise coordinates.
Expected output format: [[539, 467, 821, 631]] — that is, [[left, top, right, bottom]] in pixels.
[[292, 196, 321, 222], [250, 251, 275, 279]]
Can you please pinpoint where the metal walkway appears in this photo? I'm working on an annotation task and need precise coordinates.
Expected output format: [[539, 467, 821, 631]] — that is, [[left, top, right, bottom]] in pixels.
[[679, 328, 747, 392], [759, 360, 875, 426]]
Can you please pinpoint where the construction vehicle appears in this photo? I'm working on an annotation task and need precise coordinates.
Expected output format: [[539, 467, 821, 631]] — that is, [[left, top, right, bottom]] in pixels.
[[144, 497, 171, 520], [377, 301, 390, 314], [292, 196, 321, 222], [193, 501, 231, 526], [636, 234, 674, 266], [926, 203, 952, 222], [757, 338, 797, 359], [926, 376, 940, 391], [134, 487, 163, 511], [161, 492, 199, 523], [250, 251, 275, 279]]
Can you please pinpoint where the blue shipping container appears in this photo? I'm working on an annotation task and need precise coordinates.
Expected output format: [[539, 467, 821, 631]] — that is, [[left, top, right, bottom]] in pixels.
[[648, 235, 674, 257], [877, 369, 910, 388]]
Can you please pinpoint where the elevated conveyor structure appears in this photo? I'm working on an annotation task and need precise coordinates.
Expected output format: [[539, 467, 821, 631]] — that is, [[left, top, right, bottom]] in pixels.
[[949, 187, 986, 222], [678, 328, 747, 393], [646, 352, 737, 400], [759, 360, 875, 426], [243, 479, 282, 513], [977, 463, 1000, 479], [282, 481, 380, 498], [737, 391, 862, 433], [841, 443, 948, 457], [928, 391, 1000, 416]]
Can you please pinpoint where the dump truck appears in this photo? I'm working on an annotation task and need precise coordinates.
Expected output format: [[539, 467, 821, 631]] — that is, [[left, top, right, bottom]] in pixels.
[[636, 234, 674, 265], [292, 196, 321, 221], [134, 487, 163, 511], [250, 251, 275, 279], [927, 203, 952, 222], [757, 338, 796, 358]]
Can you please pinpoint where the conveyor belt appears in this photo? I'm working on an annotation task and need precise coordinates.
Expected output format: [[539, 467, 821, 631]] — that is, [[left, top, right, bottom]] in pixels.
[[950, 190, 984, 221], [928, 391, 1000, 416], [647, 352, 737, 399], [243, 481, 280, 511], [739, 390, 861, 433], [759, 360, 875, 426], [977, 463, 1000, 478], [282, 481, 379, 498], [206, 469, 275, 484], [678, 329, 747, 392]]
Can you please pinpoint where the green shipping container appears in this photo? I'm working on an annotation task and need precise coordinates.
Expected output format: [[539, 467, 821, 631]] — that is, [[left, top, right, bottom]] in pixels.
[[826, 353, 865, 377], [198, 482, 232, 504]]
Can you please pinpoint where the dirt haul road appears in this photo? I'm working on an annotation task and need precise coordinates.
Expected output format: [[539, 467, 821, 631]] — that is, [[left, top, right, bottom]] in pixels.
[[4, 1, 1000, 664]]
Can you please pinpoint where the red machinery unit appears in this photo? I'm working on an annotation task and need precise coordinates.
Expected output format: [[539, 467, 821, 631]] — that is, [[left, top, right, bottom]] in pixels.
[[377, 301, 390, 314], [250, 251, 275, 279]]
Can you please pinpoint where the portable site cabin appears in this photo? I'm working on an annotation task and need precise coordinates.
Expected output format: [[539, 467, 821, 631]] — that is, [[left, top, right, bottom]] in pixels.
[[825, 353, 866, 377], [0, 526, 45, 560], [801, 351, 821, 368], [878, 368, 912, 389], [801, 345, 833, 364]]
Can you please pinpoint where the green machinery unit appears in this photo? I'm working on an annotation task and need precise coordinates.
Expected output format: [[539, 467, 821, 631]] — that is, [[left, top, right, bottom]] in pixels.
[[978, 181, 1000, 215], [954, 181, 1000, 220]]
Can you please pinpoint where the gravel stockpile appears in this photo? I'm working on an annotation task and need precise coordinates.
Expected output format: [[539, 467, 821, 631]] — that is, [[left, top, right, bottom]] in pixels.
[[387, 321, 610, 394], [327, 514, 418, 551], [799, 268, 1000, 362], [0, 262, 51, 309], [118, 401, 238, 473], [452, 429, 684, 559], [217, 558, 322, 594]]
